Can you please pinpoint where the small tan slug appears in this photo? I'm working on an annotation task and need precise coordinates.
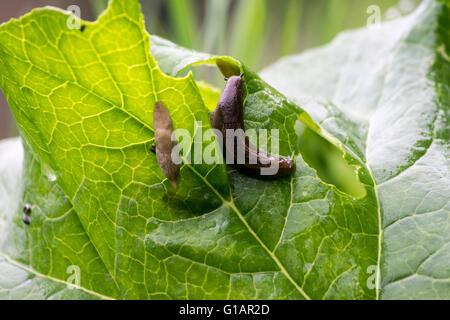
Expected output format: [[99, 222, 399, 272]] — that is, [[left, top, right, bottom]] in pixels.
[[153, 102, 180, 188]]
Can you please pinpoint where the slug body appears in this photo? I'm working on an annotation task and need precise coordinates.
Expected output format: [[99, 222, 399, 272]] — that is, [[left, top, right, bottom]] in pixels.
[[154, 102, 180, 188], [210, 74, 295, 177]]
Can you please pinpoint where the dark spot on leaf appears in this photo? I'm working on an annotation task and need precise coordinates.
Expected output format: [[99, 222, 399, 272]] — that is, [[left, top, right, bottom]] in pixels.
[[23, 213, 30, 225], [23, 203, 31, 215], [150, 143, 156, 154], [80, 25, 86, 32]]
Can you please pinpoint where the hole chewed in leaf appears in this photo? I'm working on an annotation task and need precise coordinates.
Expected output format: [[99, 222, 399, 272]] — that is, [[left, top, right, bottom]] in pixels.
[[295, 120, 366, 198]]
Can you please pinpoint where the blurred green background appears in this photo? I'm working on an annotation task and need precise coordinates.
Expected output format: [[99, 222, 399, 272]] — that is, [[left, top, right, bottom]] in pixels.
[[136, 0, 421, 71], [0, 0, 422, 196]]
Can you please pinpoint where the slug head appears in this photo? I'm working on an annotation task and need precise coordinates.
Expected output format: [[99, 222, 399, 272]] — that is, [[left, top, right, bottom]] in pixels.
[[218, 74, 245, 121], [224, 73, 245, 99]]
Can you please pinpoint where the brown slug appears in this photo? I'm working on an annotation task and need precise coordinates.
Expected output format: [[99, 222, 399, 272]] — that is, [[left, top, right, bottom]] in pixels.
[[153, 102, 180, 188], [210, 73, 295, 177]]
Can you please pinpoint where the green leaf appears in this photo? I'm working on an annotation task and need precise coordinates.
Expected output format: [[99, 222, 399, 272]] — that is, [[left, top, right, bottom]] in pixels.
[[0, 0, 232, 299], [0, 0, 447, 300], [261, 0, 450, 299], [0, 137, 106, 300]]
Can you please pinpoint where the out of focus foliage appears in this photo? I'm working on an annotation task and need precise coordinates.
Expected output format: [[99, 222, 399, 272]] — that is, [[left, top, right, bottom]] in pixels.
[[94, 0, 422, 72]]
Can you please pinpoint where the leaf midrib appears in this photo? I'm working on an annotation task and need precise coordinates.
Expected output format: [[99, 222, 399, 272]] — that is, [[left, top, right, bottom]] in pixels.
[[184, 162, 312, 300]]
